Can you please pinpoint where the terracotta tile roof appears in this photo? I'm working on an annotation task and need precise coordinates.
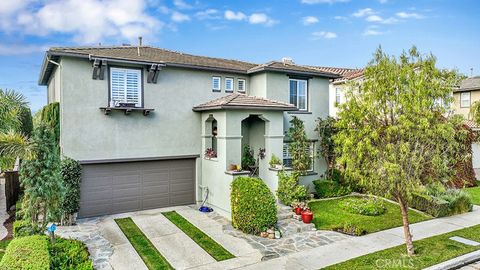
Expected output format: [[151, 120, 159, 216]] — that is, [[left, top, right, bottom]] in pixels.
[[307, 66, 364, 83], [248, 61, 340, 77], [192, 93, 298, 111], [455, 76, 480, 92]]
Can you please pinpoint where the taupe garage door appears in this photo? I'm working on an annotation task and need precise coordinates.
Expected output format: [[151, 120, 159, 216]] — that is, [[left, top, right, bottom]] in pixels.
[[78, 159, 195, 218]]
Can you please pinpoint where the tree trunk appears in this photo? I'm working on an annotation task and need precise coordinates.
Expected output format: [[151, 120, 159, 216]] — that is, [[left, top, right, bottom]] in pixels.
[[397, 194, 415, 256]]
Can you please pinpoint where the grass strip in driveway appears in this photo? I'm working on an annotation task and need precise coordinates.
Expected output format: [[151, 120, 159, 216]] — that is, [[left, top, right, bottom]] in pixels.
[[323, 224, 480, 270], [162, 211, 235, 261], [309, 196, 431, 235], [115, 217, 174, 270]]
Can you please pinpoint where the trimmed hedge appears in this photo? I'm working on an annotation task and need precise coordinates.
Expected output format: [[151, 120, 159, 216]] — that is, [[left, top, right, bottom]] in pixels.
[[49, 238, 93, 270], [410, 193, 450, 217], [410, 188, 473, 217], [313, 180, 352, 198], [60, 158, 82, 217], [13, 220, 35, 238], [0, 235, 50, 270], [231, 177, 277, 234]]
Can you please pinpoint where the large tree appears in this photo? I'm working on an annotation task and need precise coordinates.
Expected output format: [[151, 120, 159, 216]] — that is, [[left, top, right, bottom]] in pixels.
[[335, 47, 462, 255]]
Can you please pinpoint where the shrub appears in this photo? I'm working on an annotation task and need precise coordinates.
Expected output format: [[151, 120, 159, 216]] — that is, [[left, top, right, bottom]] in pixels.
[[61, 158, 82, 224], [13, 220, 36, 237], [335, 222, 367, 236], [40, 102, 60, 144], [15, 196, 24, 220], [0, 235, 50, 270], [339, 197, 386, 216], [241, 145, 256, 169], [231, 177, 277, 234], [410, 192, 450, 217], [276, 171, 307, 206], [49, 238, 93, 270], [442, 189, 473, 215], [313, 180, 352, 198], [269, 154, 281, 168]]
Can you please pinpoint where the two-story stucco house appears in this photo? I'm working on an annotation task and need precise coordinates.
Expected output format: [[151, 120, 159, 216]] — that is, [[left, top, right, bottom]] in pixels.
[[452, 76, 480, 177], [38, 45, 341, 218]]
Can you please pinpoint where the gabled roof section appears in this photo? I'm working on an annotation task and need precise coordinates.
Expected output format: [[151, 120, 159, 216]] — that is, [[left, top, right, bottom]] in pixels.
[[39, 46, 341, 85], [455, 76, 480, 92], [192, 93, 298, 111], [248, 61, 340, 78], [308, 66, 364, 83]]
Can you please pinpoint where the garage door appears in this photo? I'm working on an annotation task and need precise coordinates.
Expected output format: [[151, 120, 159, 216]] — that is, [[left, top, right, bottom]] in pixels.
[[78, 158, 196, 218]]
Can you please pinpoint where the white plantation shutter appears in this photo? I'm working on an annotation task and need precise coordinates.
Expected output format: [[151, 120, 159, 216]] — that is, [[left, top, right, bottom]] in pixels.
[[110, 68, 142, 107]]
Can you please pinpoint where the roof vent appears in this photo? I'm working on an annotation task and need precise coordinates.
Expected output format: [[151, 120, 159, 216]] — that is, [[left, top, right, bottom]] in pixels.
[[281, 57, 294, 65]]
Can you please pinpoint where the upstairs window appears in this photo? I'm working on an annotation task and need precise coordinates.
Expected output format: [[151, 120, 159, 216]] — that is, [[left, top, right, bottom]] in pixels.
[[110, 67, 142, 107], [238, 79, 246, 92], [461, 92, 471, 108], [335, 88, 341, 104], [225, 78, 234, 92], [289, 79, 308, 111], [212, 76, 221, 92]]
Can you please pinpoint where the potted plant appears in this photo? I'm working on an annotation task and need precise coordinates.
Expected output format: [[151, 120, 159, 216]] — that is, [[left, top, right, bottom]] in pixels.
[[301, 207, 314, 224], [269, 154, 282, 169], [228, 164, 237, 171], [291, 201, 305, 215], [204, 148, 217, 159]]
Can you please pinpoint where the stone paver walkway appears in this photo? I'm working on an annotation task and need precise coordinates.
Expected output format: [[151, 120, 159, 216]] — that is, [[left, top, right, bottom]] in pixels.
[[459, 261, 480, 270], [238, 205, 480, 270], [0, 178, 10, 239]]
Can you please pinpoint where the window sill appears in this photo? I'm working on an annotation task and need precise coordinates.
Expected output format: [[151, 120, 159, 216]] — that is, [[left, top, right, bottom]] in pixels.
[[287, 111, 312, 115], [271, 167, 317, 176], [224, 170, 250, 176], [99, 107, 154, 116], [204, 157, 218, 162], [212, 89, 221, 93]]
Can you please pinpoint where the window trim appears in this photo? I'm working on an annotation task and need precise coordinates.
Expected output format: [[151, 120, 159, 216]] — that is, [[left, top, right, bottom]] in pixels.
[[237, 78, 246, 93], [282, 141, 315, 172], [335, 87, 341, 104], [212, 76, 222, 92], [460, 92, 471, 108], [108, 66, 144, 108], [289, 78, 308, 111], [225, 77, 234, 93]]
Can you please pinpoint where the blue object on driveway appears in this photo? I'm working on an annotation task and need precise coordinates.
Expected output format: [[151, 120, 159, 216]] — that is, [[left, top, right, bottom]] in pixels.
[[199, 187, 213, 213], [48, 223, 57, 233]]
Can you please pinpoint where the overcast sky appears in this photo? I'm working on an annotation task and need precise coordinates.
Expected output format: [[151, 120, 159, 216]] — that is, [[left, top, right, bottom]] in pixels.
[[0, 0, 479, 111]]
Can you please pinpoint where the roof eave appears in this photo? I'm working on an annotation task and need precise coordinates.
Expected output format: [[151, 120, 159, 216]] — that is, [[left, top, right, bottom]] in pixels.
[[193, 105, 298, 112], [248, 67, 340, 78]]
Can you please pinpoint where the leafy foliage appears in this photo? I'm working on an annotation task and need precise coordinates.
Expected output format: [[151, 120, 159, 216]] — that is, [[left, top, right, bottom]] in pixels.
[[313, 179, 352, 198], [449, 115, 477, 188], [49, 238, 93, 270], [269, 154, 281, 168], [241, 145, 256, 169], [339, 197, 386, 216], [13, 220, 43, 238], [231, 177, 277, 234], [315, 116, 338, 176], [0, 235, 50, 270], [0, 89, 28, 134], [20, 124, 65, 230], [334, 46, 462, 255], [276, 171, 307, 205], [60, 158, 82, 222], [40, 102, 60, 144], [287, 117, 311, 174]]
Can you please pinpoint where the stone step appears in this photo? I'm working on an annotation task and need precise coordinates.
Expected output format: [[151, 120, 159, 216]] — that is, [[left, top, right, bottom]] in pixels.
[[277, 218, 316, 237], [276, 203, 291, 212], [277, 211, 293, 221]]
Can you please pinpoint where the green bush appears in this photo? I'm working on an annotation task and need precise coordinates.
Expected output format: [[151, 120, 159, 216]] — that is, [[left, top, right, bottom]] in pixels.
[[40, 102, 60, 144], [13, 220, 43, 238], [335, 221, 367, 236], [0, 235, 50, 270], [410, 192, 450, 217], [15, 196, 24, 220], [313, 180, 352, 198], [61, 158, 82, 217], [276, 171, 307, 206], [339, 197, 386, 216], [442, 189, 473, 215], [241, 145, 256, 169], [231, 177, 277, 234], [49, 238, 93, 270]]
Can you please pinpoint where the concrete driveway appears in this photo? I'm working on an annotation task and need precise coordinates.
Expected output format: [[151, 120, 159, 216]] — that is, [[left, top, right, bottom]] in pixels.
[[58, 205, 262, 270]]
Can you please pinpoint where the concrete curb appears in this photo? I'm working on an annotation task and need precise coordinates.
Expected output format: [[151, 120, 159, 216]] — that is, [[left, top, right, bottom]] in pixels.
[[423, 250, 480, 270]]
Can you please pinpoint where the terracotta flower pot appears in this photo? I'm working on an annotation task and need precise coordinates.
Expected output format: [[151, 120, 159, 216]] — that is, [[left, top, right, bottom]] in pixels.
[[294, 207, 303, 215], [301, 210, 314, 224]]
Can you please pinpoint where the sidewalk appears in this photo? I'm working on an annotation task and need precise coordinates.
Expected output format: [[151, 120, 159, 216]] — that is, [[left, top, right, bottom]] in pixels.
[[0, 177, 9, 239], [238, 206, 480, 270]]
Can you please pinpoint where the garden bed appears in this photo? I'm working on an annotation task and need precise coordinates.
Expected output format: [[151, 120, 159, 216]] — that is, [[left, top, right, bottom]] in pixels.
[[308, 195, 431, 235], [323, 224, 480, 270]]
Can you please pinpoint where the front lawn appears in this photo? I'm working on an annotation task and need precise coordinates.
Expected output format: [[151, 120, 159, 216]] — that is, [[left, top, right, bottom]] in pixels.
[[464, 181, 480, 205], [162, 211, 235, 261], [323, 224, 480, 270], [309, 196, 432, 235], [0, 240, 11, 260]]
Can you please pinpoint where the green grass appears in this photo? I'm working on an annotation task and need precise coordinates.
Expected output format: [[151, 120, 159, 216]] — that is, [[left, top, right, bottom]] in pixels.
[[162, 211, 235, 261], [308, 196, 432, 234], [323, 224, 480, 270], [464, 181, 480, 205], [115, 218, 173, 270], [0, 240, 11, 260]]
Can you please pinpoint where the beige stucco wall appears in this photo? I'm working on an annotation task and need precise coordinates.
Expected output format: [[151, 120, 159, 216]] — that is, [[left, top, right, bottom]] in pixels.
[[453, 90, 480, 119]]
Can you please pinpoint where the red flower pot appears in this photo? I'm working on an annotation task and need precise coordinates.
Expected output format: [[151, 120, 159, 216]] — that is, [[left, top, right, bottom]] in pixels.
[[294, 207, 303, 215], [301, 210, 313, 224]]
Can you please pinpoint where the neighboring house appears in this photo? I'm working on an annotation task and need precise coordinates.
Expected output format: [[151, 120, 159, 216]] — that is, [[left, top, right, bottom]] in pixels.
[[453, 76, 480, 177], [38, 45, 340, 218], [308, 67, 364, 118]]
